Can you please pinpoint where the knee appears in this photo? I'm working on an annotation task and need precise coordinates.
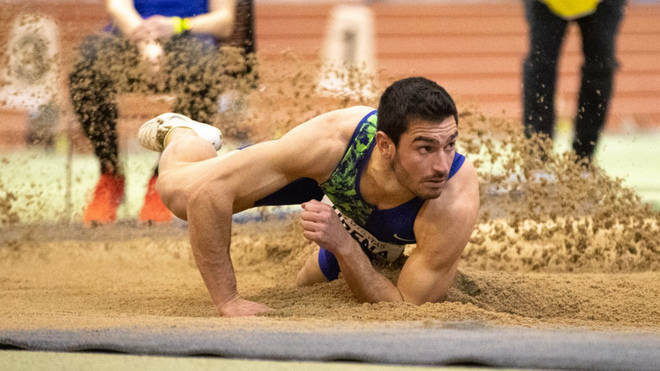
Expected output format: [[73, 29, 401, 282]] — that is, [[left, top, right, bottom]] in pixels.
[[524, 54, 558, 73], [156, 174, 220, 221], [582, 59, 617, 79], [296, 250, 326, 287]]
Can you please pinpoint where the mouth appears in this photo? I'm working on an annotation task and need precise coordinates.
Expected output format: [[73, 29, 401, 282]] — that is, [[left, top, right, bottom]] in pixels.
[[424, 178, 447, 185]]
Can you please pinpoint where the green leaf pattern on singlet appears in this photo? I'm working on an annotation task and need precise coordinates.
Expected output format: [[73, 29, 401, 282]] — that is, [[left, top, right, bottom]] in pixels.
[[319, 112, 378, 226]]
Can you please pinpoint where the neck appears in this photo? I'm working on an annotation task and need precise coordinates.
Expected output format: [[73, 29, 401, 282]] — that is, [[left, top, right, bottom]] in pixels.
[[360, 146, 416, 209]]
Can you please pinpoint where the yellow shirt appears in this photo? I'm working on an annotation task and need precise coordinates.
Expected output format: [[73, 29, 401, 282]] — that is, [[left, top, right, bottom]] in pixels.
[[540, 0, 601, 20]]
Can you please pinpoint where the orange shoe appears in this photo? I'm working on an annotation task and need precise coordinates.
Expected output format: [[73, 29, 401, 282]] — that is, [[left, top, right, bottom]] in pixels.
[[138, 176, 172, 223], [83, 173, 125, 225]]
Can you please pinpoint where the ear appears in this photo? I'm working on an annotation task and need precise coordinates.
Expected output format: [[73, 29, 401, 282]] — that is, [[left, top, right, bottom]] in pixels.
[[375, 131, 395, 159]]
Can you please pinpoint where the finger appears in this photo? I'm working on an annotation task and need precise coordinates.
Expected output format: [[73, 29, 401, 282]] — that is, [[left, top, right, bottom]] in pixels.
[[302, 230, 321, 242], [302, 200, 330, 213], [300, 220, 320, 232], [300, 210, 325, 223], [303, 232, 329, 247]]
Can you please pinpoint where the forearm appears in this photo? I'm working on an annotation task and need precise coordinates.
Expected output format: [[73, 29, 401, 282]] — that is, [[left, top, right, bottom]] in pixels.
[[106, 0, 143, 35], [187, 195, 238, 310], [187, 10, 235, 39], [334, 242, 403, 303]]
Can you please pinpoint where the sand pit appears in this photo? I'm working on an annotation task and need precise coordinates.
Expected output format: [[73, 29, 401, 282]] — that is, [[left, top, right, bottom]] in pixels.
[[0, 218, 658, 333]]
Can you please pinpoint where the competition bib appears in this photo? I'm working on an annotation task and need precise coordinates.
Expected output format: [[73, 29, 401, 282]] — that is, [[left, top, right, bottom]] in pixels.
[[322, 196, 405, 263]]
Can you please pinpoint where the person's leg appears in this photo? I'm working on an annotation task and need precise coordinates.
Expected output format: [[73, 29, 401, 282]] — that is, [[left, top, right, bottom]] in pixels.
[[296, 248, 330, 287], [69, 35, 125, 223], [164, 35, 222, 124], [522, 0, 568, 140], [573, 0, 626, 160], [70, 34, 122, 176]]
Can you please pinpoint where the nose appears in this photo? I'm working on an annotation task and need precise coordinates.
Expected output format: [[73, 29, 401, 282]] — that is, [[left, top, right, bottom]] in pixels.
[[432, 150, 452, 176]]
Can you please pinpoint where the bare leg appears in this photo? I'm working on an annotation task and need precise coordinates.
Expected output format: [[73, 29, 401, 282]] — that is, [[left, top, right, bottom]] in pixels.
[[155, 128, 219, 220], [296, 249, 328, 287]]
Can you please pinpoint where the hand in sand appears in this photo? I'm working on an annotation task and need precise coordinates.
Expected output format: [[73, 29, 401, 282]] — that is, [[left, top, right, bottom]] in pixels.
[[300, 200, 352, 256], [219, 297, 272, 317]]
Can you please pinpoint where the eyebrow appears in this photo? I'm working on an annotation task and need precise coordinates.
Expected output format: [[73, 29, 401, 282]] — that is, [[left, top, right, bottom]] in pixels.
[[412, 131, 459, 145], [412, 136, 439, 145]]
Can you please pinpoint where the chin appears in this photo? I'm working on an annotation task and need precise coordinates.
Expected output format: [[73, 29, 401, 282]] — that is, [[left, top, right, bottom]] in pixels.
[[416, 187, 444, 200]]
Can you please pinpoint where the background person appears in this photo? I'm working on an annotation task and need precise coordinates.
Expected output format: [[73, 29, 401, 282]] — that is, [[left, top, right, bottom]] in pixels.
[[69, 0, 255, 224], [522, 0, 626, 162]]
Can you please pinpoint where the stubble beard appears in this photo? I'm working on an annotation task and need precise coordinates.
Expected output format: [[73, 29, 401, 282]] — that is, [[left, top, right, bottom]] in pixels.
[[391, 151, 444, 200]]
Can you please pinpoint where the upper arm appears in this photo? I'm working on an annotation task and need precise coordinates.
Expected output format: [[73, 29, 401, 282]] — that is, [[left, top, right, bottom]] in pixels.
[[397, 159, 480, 304], [218, 106, 372, 209], [209, 0, 237, 14], [106, 0, 142, 33], [269, 106, 374, 182], [208, 0, 237, 36]]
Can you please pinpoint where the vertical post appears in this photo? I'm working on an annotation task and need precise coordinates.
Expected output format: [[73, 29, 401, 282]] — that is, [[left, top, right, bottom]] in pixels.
[[318, 5, 377, 98], [65, 117, 73, 224]]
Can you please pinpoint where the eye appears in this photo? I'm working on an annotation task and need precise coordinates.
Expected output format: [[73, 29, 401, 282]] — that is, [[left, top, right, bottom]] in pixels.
[[446, 141, 456, 150], [418, 146, 432, 154]]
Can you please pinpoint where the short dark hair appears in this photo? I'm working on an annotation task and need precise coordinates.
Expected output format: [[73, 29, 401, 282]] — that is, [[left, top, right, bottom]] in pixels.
[[377, 77, 458, 145]]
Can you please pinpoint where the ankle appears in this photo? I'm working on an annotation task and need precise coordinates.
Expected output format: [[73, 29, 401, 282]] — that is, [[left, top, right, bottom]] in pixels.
[[164, 127, 195, 148]]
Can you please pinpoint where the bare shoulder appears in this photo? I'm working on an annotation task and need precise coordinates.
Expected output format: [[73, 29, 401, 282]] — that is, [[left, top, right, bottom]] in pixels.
[[275, 106, 375, 181], [284, 105, 374, 140]]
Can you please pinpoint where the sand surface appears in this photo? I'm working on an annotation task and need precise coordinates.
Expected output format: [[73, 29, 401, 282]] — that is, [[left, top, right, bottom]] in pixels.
[[1, 219, 658, 333]]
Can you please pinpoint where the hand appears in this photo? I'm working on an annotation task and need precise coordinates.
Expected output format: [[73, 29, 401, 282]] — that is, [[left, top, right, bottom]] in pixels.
[[300, 200, 353, 255], [136, 40, 163, 74], [219, 296, 272, 317], [130, 15, 176, 41]]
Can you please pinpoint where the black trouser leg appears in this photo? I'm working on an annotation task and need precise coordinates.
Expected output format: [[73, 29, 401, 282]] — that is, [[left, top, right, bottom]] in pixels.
[[164, 36, 223, 124], [573, 0, 626, 160], [70, 34, 150, 175], [522, 0, 568, 141], [69, 35, 122, 175]]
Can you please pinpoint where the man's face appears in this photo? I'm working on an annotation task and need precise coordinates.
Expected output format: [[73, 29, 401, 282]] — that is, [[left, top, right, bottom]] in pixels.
[[390, 117, 458, 200]]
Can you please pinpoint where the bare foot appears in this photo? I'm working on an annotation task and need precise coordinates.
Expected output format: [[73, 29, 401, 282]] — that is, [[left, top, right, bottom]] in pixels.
[[219, 297, 272, 317]]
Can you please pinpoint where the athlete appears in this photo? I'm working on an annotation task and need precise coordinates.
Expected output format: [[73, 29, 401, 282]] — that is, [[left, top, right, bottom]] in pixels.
[[138, 77, 480, 317]]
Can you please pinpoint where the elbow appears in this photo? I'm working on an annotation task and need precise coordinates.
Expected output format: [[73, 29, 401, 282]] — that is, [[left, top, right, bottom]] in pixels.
[[181, 180, 216, 221], [401, 294, 447, 306], [212, 13, 235, 39], [400, 292, 427, 306], [217, 23, 235, 40], [412, 293, 448, 305], [187, 182, 212, 211], [185, 178, 234, 222], [356, 289, 405, 304], [105, 0, 120, 17], [398, 283, 450, 306]]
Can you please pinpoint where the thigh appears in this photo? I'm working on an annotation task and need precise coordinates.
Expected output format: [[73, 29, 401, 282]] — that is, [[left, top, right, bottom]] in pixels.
[[164, 35, 222, 121], [296, 249, 330, 286], [577, 0, 626, 63], [160, 140, 302, 214], [524, 0, 568, 63]]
